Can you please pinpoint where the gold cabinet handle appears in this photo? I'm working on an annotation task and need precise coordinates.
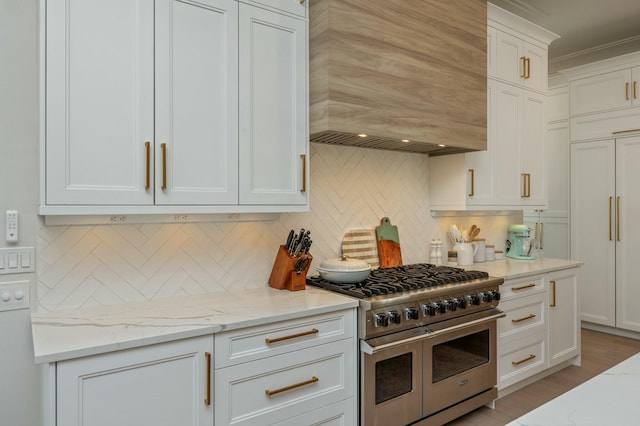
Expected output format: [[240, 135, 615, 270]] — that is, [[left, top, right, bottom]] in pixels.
[[609, 196, 613, 241], [512, 354, 536, 366], [539, 223, 544, 250], [550, 280, 556, 307], [468, 169, 475, 197], [265, 328, 318, 345], [521, 173, 530, 198], [512, 283, 536, 291], [300, 154, 307, 193], [617, 196, 621, 241], [265, 376, 318, 397], [204, 352, 212, 406], [626, 82, 630, 100], [526, 57, 531, 79], [635, 81, 638, 99], [511, 313, 536, 323], [161, 143, 167, 191], [520, 57, 526, 78], [613, 128, 640, 135], [145, 141, 151, 190]]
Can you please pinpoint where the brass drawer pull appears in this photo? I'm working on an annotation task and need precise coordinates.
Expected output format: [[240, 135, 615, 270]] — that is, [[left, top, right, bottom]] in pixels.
[[265, 328, 319, 344], [512, 354, 536, 366], [626, 82, 630, 100], [520, 57, 527, 78], [612, 128, 640, 135], [609, 196, 613, 241], [204, 352, 212, 406], [635, 81, 638, 99], [265, 376, 318, 397], [617, 196, 621, 242], [468, 169, 475, 197], [512, 283, 536, 291], [511, 314, 536, 323], [550, 280, 557, 307]]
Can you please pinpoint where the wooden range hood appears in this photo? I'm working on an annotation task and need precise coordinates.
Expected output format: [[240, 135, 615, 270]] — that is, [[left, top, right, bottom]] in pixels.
[[310, 0, 487, 155]]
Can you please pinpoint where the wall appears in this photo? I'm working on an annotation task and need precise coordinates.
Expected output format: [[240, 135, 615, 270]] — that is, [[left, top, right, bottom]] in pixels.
[[0, 1, 41, 425], [38, 143, 520, 312]]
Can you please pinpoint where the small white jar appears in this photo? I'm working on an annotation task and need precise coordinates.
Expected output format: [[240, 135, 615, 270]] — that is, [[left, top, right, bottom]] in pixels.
[[473, 238, 486, 263], [485, 244, 496, 261], [494, 249, 504, 260]]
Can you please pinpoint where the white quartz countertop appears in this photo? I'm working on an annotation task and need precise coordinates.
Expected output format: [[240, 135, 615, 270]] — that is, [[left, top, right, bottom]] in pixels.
[[31, 286, 358, 364], [465, 258, 582, 279], [506, 351, 640, 425]]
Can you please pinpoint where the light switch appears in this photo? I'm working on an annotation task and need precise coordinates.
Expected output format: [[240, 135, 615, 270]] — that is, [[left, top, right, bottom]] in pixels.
[[20, 252, 30, 268], [8, 253, 18, 269]]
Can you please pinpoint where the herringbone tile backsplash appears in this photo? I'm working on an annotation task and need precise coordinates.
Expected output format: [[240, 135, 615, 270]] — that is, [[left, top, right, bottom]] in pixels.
[[37, 144, 516, 312]]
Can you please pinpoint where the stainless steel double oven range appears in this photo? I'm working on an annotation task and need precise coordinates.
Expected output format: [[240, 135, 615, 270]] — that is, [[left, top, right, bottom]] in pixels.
[[308, 264, 504, 426]]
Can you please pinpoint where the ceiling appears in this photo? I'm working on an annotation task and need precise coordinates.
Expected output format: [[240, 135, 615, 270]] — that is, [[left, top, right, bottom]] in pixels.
[[488, 0, 640, 74]]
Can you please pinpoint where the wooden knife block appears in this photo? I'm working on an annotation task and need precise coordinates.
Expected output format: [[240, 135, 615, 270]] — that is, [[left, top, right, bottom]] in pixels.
[[269, 245, 313, 291]]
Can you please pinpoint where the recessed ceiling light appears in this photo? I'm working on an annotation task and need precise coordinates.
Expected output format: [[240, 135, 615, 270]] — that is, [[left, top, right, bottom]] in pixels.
[[358, 133, 367, 138], [438, 144, 446, 147], [401, 139, 410, 143]]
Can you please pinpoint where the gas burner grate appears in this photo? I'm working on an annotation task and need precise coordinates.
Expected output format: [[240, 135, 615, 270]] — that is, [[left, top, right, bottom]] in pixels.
[[306, 263, 489, 299]]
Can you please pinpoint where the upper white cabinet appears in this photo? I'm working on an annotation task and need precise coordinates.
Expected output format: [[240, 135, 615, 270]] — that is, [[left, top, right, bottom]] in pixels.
[[42, 0, 308, 215], [430, 4, 558, 211], [564, 52, 640, 142]]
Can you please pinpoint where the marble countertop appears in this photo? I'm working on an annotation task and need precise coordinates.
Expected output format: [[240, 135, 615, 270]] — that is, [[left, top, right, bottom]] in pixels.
[[506, 352, 640, 425], [31, 286, 358, 364], [465, 258, 582, 280]]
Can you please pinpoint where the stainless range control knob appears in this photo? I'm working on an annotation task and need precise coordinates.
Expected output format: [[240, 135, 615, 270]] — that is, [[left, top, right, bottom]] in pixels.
[[405, 307, 419, 320], [480, 292, 493, 303], [444, 299, 457, 312], [452, 297, 466, 309], [423, 304, 437, 316], [488, 290, 500, 301], [387, 310, 401, 325], [436, 302, 447, 314], [373, 313, 389, 327], [468, 295, 481, 306]]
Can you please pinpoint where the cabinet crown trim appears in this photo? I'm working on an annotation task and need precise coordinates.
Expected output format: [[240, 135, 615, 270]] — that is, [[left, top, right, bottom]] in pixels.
[[560, 51, 640, 80], [488, 3, 560, 46]]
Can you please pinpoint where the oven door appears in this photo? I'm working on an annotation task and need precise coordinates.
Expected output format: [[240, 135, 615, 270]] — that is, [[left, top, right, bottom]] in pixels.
[[422, 308, 502, 417], [361, 338, 423, 426]]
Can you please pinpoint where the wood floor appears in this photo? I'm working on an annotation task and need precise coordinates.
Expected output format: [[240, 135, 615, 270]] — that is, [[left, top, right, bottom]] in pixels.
[[445, 328, 640, 425]]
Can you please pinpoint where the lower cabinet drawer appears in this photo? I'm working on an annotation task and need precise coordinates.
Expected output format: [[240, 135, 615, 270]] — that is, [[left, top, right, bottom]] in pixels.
[[215, 339, 354, 426], [498, 293, 546, 343], [497, 331, 547, 390], [272, 398, 355, 426]]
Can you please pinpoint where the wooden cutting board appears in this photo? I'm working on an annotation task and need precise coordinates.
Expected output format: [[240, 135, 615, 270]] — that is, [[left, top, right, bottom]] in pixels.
[[376, 217, 403, 268], [341, 229, 379, 269]]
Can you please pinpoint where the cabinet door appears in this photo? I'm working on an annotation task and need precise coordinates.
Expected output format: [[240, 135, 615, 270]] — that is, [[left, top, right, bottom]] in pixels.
[[46, 0, 154, 205], [526, 217, 569, 260], [615, 136, 640, 332], [492, 81, 523, 206], [570, 69, 632, 116], [545, 121, 570, 216], [495, 30, 524, 86], [522, 89, 547, 207], [155, 0, 238, 205], [522, 42, 547, 92], [57, 336, 214, 426], [548, 269, 580, 367], [466, 79, 495, 206], [239, 5, 308, 205], [571, 140, 615, 326]]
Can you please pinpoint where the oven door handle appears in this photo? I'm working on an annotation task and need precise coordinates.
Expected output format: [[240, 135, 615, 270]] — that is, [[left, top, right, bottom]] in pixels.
[[360, 309, 505, 355]]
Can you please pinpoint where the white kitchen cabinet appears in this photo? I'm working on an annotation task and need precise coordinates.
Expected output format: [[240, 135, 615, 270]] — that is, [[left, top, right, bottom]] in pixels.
[[42, 0, 309, 214], [238, 3, 308, 206], [548, 268, 580, 367], [496, 267, 581, 392], [430, 5, 556, 211], [493, 27, 547, 93], [570, 67, 640, 116], [56, 336, 214, 426], [214, 309, 357, 425], [574, 135, 640, 332]]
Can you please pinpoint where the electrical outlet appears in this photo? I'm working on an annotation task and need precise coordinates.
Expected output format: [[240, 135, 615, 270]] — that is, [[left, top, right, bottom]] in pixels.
[[110, 216, 126, 223], [173, 215, 188, 222], [0, 280, 30, 311]]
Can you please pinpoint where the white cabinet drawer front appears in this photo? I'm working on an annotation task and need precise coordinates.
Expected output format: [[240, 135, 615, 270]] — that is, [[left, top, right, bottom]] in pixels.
[[500, 274, 545, 302], [243, 0, 307, 18], [215, 309, 355, 367], [498, 293, 546, 342], [273, 398, 355, 426], [56, 336, 213, 426], [498, 331, 547, 389], [215, 340, 354, 426], [570, 108, 640, 141]]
